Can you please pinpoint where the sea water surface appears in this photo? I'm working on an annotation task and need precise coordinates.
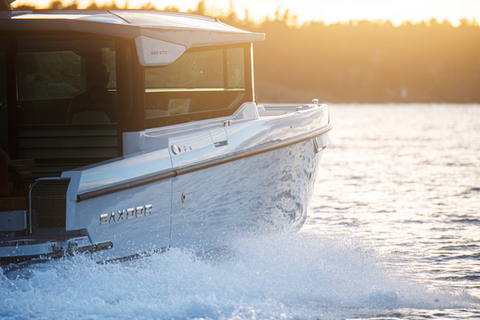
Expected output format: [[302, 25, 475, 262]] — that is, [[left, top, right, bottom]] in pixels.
[[1, 104, 479, 319]]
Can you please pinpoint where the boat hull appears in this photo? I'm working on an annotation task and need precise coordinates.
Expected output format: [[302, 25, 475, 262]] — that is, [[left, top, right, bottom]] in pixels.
[[0, 104, 330, 264], [170, 137, 325, 250], [86, 135, 327, 262]]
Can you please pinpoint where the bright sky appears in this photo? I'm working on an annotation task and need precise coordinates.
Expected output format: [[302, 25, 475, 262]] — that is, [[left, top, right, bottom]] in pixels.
[[14, 0, 480, 25]]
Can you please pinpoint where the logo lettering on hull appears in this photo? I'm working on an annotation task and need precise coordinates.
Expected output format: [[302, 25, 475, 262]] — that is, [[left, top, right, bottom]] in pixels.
[[100, 204, 152, 225]]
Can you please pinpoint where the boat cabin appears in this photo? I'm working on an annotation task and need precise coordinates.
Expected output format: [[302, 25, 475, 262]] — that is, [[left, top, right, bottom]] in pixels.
[[0, 10, 264, 203]]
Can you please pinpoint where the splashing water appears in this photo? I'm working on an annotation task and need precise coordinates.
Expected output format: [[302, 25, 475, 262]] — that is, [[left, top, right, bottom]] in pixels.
[[1, 104, 479, 319], [0, 233, 475, 319]]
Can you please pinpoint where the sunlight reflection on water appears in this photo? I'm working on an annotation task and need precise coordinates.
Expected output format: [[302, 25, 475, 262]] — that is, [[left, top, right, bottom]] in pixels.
[[1, 104, 479, 319], [307, 104, 480, 302]]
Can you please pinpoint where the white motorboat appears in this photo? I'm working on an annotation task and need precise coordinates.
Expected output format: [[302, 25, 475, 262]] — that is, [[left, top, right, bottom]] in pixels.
[[0, 3, 331, 264]]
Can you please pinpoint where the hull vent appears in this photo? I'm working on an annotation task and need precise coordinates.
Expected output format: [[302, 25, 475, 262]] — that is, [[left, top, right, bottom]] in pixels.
[[31, 178, 70, 228]]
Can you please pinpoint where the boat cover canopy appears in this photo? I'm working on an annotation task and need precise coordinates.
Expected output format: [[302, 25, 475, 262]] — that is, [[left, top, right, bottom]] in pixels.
[[1, 10, 265, 65]]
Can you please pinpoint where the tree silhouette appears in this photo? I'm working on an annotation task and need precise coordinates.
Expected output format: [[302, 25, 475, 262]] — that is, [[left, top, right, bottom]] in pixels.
[[12, 0, 480, 103]]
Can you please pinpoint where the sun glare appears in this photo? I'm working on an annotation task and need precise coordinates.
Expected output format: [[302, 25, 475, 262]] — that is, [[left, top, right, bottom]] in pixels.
[[12, 0, 480, 25]]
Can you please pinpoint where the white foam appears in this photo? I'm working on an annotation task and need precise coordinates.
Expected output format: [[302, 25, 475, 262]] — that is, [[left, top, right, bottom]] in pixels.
[[0, 232, 473, 319]]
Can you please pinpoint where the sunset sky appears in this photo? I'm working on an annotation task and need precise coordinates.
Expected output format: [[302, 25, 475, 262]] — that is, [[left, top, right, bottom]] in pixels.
[[13, 0, 480, 25]]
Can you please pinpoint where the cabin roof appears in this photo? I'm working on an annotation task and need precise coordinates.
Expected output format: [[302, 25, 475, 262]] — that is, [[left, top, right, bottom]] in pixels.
[[0, 10, 265, 48]]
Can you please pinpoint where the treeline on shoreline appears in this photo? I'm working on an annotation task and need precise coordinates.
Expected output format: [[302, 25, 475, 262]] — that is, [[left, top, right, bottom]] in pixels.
[[13, 0, 480, 103]]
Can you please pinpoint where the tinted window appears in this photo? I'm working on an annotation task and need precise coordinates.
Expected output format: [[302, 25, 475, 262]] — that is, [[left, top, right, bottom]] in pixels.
[[17, 50, 83, 101], [146, 49, 224, 89], [145, 46, 247, 125], [16, 37, 116, 125], [14, 37, 118, 177]]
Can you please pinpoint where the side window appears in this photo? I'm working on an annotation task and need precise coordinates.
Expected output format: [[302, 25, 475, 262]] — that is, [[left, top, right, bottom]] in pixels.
[[146, 49, 224, 89], [227, 47, 245, 88], [145, 45, 247, 126], [16, 37, 116, 125], [14, 37, 118, 177], [16, 51, 83, 101], [0, 43, 7, 152], [102, 47, 117, 90]]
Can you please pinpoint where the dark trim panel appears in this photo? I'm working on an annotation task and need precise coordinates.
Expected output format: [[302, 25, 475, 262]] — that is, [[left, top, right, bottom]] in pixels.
[[77, 122, 333, 202]]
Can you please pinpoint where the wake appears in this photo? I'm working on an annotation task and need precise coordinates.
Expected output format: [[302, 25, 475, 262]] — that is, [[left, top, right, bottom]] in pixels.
[[0, 233, 475, 319]]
